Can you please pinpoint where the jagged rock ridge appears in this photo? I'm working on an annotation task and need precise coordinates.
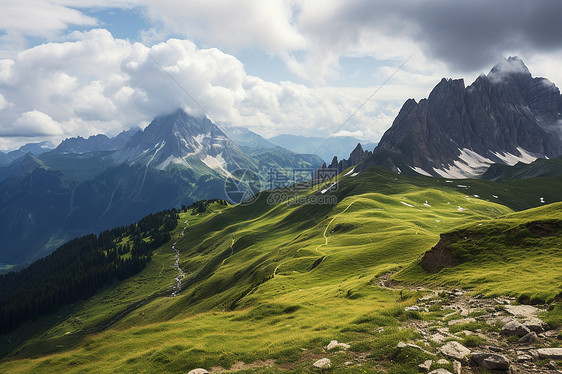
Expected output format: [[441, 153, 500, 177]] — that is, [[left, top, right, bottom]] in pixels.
[[368, 57, 562, 178]]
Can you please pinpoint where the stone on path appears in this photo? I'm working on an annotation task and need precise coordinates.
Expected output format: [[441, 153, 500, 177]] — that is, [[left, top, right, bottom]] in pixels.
[[501, 319, 531, 337], [325, 340, 350, 350], [439, 341, 471, 362], [537, 348, 562, 360], [418, 359, 432, 372], [187, 369, 209, 374], [471, 352, 510, 370], [313, 358, 331, 369]]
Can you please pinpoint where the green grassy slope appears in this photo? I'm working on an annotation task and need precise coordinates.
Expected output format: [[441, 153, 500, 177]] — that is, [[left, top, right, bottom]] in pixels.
[[395, 202, 562, 302], [1, 167, 560, 373]]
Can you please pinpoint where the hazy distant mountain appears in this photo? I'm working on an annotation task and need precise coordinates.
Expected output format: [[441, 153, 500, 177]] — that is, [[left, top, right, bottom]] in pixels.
[[0, 141, 53, 165], [222, 125, 277, 152], [0, 109, 323, 268], [268, 134, 377, 163], [318, 143, 373, 174], [53, 128, 139, 154], [364, 57, 562, 178]]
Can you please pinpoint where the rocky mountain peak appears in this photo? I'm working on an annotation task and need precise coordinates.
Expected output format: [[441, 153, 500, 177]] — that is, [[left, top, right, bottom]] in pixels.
[[365, 57, 562, 179], [488, 56, 531, 81]]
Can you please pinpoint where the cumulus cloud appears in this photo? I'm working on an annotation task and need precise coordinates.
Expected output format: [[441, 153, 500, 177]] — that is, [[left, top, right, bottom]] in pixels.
[[288, 0, 562, 79], [0, 1, 97, 37], [0, 29, 405, 150], [2, 110, 64, 137]]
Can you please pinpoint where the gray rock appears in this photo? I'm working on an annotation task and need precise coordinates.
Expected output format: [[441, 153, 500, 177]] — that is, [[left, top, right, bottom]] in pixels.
[[519, 331, 538, 343], [524, 317, 546, 332], [439, 341, 471, 362], [436, 359, 449, 365], [313, 358, 331, 369], [504, 305, 539, 318], [537, 348, 562, 360], [326, 340, 350, 350], [447, 317, 476, 326], [502, 320, 531, 337], [471, 352, 510, 370], [187, 369, 209, 374], [418, 359, 432, 372], [516, 354, 533, 362], [430, 333, 447, 344], [452, 360, 462, 374], [428, 369, 452, 374], [546, 360, 558, 369]]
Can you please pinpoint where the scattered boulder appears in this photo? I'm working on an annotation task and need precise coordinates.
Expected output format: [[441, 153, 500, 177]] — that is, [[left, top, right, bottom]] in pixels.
[[187, 369, 209, 374], [501, 320, 531, 337], [439, 341, 471, 362], [516, 354, 533, 362], [418, 359, 432, 372], [546, 360, 559, 370], [325, 340, 350, 350], [429, 333, 447, 344], [523, 317, 546, 333], [397, 342, 436, 356], [447, 317, 476, 326], [436, 359, 449, 365], [452, 360, 462, 374], [471, 352, 510, 370], [519, 331, 537, 343], [428, 369, 452, 374], [313, 358, 331, 369], [537, 348, 562, 360], [504, 305, 539, 318]]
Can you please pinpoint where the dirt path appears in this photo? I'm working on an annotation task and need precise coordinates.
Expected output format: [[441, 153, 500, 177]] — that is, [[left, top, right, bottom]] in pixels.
[[375, 272, 562, 374], [171, 220, 188, 297]]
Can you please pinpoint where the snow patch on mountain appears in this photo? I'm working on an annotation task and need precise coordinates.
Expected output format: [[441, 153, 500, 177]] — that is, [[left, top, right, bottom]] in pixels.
[[491, 147, 538, 166], [202, 152, 229, 175]]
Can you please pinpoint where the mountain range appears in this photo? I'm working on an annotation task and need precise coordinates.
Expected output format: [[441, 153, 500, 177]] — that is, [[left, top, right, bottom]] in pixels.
[[363, 57, 562, 177], [268, 134, 377, 163], [0, 141, 53, 165], [0, 110, 323, 269]]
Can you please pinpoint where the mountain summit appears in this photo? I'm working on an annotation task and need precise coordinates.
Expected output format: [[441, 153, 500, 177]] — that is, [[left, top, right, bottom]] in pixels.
[[113, 109, 255, 174], [368, 57, 562, 178]]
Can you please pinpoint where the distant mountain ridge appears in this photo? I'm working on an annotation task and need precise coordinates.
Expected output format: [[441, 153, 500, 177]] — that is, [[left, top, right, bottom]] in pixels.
[[364, 57, 562, 178], [0, 109, 323, 268], [0, 141, 53, 165], [317, 143, 373, 174], [268, 134, 377, 163], [54, 128, 139, 154]]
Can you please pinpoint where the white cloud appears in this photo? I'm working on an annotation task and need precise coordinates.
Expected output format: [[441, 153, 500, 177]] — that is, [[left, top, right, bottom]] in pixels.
[[0, 93, 6, 110], [0, 0, 97, 37], [3, 110, 64, 137], [0, 29, 409, 150], [139, 0, 306, 55], [332, 130, 364, 138]]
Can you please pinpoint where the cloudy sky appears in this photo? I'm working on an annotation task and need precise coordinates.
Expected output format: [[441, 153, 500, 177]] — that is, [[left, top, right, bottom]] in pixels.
[[1, 0, 562, 151]]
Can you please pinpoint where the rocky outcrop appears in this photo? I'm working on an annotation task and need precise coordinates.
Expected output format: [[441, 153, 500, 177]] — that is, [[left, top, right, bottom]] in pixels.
[[318, 143, 373, 174], [471, 352, 510, 370], [420, 234, 460, 273], [367, 57, 562, 178]]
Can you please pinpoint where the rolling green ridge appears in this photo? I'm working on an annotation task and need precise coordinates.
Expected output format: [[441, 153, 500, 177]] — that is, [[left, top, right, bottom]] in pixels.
[[395, 202, 562, 302], [1, 166, 561, 373]]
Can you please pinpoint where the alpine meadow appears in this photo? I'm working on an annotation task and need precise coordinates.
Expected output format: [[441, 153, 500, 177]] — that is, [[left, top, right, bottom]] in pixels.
[[1, 1, 562, 374]]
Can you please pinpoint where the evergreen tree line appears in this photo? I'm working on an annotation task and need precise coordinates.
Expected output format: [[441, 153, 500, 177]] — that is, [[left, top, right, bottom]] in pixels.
[[183, 199, 229, 214], [0, 209, 180, 334]]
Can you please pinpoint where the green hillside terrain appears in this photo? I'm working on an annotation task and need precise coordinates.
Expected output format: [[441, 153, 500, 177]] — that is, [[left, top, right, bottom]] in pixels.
[[1, 167, 561, 373]]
